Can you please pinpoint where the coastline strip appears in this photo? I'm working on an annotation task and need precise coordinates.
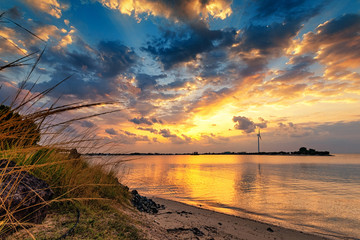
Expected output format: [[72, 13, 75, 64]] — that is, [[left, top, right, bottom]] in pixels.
[[129, 196, 339, 240]]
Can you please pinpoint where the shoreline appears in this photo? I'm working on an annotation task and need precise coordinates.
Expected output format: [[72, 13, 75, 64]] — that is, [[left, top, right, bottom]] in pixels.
[[128, 196, 339, 240]]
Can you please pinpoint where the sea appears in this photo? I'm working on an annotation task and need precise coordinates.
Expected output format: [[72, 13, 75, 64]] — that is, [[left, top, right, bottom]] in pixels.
[[88, 154, 360, 239]]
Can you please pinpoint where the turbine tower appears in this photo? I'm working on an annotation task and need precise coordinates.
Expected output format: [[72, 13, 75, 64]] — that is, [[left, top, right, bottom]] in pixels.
[[257, 128, 262, 153]]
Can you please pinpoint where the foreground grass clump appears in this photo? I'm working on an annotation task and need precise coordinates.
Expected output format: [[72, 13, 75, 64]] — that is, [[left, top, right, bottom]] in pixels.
[[10, 148, 129, 201], [7, 201, 141, 240], [0, 110, 143, 239], [1, 146, 144, 239]]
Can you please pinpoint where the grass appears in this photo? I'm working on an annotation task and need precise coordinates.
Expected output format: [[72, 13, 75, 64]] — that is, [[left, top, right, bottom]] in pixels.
[[0, 127, 144, 239], [7, 201, 141, 240], [0, 12, 145, 239]]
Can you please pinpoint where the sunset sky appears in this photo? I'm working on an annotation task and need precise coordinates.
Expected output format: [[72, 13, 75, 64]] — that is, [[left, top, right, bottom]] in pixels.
[[1, 0, 360, 153]]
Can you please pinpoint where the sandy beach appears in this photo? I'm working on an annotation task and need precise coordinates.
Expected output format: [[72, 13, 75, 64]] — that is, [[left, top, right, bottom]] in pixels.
[[127, 197, 334, 240]]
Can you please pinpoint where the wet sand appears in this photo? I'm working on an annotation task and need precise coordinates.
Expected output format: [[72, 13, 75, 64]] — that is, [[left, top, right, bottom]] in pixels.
[[128, 197, 334, 240]]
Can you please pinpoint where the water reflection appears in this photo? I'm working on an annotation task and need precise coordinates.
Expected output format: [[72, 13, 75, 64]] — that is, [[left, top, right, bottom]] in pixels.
[[104, 154, 360, 239]]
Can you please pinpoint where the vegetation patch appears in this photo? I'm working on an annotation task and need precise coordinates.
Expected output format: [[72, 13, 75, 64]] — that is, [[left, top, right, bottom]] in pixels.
[[7, 202, 142, 240]]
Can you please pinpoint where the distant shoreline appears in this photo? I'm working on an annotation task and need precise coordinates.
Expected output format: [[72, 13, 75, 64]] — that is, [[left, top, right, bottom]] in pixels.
[[85, 149, 332, 157]]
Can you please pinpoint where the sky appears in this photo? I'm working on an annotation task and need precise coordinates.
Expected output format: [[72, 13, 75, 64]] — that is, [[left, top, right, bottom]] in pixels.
[[0, 0, 360, 153]]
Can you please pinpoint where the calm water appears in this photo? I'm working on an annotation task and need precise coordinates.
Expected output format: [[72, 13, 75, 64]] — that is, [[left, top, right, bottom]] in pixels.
[[92, 154, 360, 239]]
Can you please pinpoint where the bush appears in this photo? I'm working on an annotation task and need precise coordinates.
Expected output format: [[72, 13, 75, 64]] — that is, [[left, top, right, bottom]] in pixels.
[[0, 105, 40, 149]]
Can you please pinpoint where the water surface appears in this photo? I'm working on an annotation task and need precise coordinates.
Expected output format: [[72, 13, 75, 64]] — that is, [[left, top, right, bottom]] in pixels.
[[93, 154, 360, 239]]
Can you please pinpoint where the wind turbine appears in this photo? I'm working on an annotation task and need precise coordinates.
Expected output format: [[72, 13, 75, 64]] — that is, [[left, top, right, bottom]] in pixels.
[[257, 128, 262, 153]]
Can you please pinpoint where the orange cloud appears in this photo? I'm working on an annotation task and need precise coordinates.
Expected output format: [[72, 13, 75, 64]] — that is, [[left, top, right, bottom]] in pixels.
[[98, 0, 232, 22], [35, 25, 61, 41], [291, 14, 360, 83], [0, 27, 28, 54], [56, 28, 76, 49], [22, 0, 68, 18]]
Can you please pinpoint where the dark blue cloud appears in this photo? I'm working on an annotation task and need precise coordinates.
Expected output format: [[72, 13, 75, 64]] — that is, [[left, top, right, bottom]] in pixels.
[[31, 69, 115, 100], [240, 22, 299, 56], [7, 7, 23, 19], [98, 41, 138, 78], [137, 127, 158, 133], [136, 73, 166, 90], [129, 117, 152, 125], [129, 117, 163, 125], [228, 2, 323, 78], [151, 118, 163, 124], [105, 128, 118, 135], [129, 117, 159, 125], [272, 55, 316, 82], [81, 120, 95, 128], [295, 14, 360, 80], [314, 13, 360, 40], [159, 79, 190, 90], [124, 130, 136, 136], [233, 116, 267, 133], [24, 39, 138, 101], [108, 133, 151, 144], [142, 22, 237, 69], [157, 129, 192, 144], [159, 129, 177, 138], [66, 51, 98, 72]]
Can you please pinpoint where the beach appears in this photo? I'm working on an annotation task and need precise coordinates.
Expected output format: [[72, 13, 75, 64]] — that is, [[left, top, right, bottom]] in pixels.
[[127, 197, 332, 240]]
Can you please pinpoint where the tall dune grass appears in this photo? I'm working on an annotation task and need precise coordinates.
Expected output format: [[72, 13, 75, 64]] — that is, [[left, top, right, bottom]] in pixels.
[[0, 12, 137, 239]]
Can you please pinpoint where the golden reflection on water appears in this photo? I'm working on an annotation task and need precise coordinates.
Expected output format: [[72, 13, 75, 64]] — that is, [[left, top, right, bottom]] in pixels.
[[116, 154, 360, 238]]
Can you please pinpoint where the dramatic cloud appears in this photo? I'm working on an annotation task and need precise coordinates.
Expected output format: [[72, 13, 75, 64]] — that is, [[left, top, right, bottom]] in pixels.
[[81, 120, 95, 128], [0, 26, 25, 56], [98, 0, 232, 22], [233, 116, 268, 133], [105, 128, 118, 135], [293, 13, 360, 82], [24, 40, 138, 101], [150, 118, 163, 124], [35, 24, 62, 41], [129, 116, 163, 125], [22, 0, 68, 18], [6, 7, 22, 19], [129, 117, 153, 125], [200, 134, 229, 144], [228, 0, 323, 78], [105, 132, 150, 144], [136, 73, 166, 90], [124, 130, 136, 136], [271, 55, 316, 83], [142, 23, 236, 69], [277, 122, 315, 138], [98, 41, 138, 78], [158, 129, 192, 144], [137, 127, 158, 134], [159, 129, 176, 138]]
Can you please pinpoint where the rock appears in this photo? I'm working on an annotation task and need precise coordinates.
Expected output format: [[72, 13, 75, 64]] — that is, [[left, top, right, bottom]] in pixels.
[[191, 227, 204, 236], [267, 227, 274, 232], [131, 190, 164, 214], [68, 148, 81, 159], [0, 159, 54, 225]]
